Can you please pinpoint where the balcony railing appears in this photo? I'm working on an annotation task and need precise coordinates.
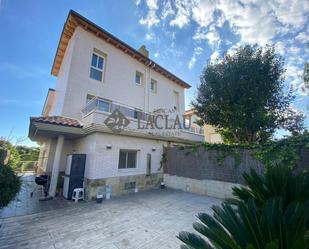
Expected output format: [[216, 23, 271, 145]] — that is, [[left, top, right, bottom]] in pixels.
[[81, 97, 204, 135], [82, 97, 152, 121]]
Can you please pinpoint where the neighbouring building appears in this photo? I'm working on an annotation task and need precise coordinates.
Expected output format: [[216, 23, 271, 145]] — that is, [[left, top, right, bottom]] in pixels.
[[28, 10, 204, 199], [184, 109, 223, 144]]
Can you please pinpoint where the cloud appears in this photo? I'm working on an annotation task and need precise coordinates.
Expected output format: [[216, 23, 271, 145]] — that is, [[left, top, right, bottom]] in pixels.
[[169, 0, 192, 28], [210, 50, 220, 62], [139, 0, 160, 28], [191, 0, 216, 27], [205, 28, 220, 48], [145, 32, 155, 40], [139, 0, 309, 44], [271, 0, 309, 29], [193, 26, 220, 48], [217, 0, 278, 44], [137, 0, 309, 100], [188, 46, 203, 69], [275, 41, 286, 55], [161, 0, 174, 19], [295, 31, 309, 43]]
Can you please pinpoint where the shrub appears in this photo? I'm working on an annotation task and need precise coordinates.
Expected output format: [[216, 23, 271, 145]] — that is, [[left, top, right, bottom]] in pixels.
[[0, 164, 21, 209]]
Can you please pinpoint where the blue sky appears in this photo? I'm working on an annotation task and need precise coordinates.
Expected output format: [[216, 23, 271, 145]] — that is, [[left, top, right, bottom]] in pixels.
[[0, 0, 308, 146]]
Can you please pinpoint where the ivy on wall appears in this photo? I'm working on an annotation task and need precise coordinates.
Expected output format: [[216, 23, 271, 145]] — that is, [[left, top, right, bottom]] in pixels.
[[174, 134, 309, 169]]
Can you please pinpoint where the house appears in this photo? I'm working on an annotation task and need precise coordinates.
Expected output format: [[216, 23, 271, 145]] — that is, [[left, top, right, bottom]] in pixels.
[[184, 109, 222, 143], [28, 10, 204, 200]]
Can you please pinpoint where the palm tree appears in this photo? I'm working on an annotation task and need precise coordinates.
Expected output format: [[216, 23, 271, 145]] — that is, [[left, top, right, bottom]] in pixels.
[[178, 165, 309, 249]]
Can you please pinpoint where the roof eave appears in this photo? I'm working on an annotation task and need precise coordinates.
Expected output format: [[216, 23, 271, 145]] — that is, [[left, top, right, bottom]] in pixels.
[[51, 10, 191, 89]]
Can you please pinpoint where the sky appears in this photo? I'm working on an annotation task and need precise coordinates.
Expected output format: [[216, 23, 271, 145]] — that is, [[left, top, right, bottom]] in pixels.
[[0, 0, 308, 146]]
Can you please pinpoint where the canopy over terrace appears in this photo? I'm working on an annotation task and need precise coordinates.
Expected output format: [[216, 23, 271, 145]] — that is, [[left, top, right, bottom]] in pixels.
[[29, 116, 84, 198]]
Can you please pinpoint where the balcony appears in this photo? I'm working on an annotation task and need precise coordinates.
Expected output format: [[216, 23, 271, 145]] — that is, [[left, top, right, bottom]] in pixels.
[[81, 97, 204, 143]]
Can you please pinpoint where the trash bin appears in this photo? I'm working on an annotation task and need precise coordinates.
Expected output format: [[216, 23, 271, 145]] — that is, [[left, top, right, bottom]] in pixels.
[[96, 187, 105, 203], [96, 193, 104, 203], [160, 181, 165, 189], [105, 186, 112, 200]]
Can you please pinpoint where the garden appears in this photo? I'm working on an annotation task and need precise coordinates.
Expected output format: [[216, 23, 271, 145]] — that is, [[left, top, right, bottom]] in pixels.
[[177, 45, 309, 248]]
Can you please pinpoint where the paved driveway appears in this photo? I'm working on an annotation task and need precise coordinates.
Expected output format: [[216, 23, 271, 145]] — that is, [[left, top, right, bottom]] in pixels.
[[0, 189, 221, 249]]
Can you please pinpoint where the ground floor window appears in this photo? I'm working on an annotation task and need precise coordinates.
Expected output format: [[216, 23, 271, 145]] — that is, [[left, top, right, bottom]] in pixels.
[[118, 150, 138, 169]]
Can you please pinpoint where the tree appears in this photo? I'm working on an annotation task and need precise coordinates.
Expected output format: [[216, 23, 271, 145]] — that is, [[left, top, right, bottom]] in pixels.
[[15, 146, 39, 162], [193, 45, 304, 143], [0, 140, 39, 171], [178, 165, 309, 249]]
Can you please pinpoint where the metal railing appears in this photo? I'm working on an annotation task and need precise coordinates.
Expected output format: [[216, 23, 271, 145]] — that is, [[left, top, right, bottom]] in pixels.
[[82, 97, 151, 121], [81, 97, 204, 135]]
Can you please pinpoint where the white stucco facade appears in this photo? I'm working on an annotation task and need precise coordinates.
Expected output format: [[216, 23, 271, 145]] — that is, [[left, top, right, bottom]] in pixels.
[[32, 11, 204, 198], [72, 133, 167, 180], [50, 27, 185, 119]]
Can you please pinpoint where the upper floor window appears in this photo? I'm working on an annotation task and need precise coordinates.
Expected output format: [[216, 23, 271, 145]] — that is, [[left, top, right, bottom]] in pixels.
[[150, 79, 157, 93], [135, 71, 143, 85], [86, 94, 95, 103], [90, 52, 104, 81]]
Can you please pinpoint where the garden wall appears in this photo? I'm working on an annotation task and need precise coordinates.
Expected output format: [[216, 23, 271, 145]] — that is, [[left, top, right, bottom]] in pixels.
[[163, 146, 309, 199]]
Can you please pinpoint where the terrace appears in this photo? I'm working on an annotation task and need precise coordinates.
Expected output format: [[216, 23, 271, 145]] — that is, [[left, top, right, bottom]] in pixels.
[[81, 97, 205, 143]]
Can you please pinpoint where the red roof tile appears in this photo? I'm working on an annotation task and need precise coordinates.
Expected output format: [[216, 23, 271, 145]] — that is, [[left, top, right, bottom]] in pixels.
[[31, 116, 83, 128]]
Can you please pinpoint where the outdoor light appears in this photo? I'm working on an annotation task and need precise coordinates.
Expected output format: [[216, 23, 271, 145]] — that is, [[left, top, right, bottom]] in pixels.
[[106, 144, 112, 149], [152, 147, 156, 151]]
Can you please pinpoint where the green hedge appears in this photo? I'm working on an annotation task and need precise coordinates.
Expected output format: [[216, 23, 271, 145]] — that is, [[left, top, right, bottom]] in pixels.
[[177, 134, 309, 169], [0, 164, 21, 209]]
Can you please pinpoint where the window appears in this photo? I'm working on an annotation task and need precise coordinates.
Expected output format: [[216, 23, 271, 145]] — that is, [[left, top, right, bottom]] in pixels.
[[86, 94, 95, 103], [86, 94, 110, 112], [150, 79, 157, 93], [124, 182, 136, 190], [90, 53, 104, 81], [118, 150, 138, 169], [173, 91, 179, 110], [135, 71, 143, 85], [97, 98, 110, 112]]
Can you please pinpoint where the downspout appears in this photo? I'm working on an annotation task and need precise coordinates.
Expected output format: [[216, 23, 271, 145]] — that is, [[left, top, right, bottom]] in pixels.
[[145, 61, 152, 112]]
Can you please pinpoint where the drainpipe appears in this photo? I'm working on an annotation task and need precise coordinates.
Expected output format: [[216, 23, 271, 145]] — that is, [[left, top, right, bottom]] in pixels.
[[145, 61, 154, 112], [48, 135, 64, 197]]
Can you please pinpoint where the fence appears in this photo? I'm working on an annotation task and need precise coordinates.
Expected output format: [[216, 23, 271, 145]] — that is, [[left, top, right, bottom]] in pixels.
[[163, 146, 309, 198]]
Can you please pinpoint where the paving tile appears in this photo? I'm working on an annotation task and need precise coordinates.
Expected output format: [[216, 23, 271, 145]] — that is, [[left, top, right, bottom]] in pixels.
[[0, 184, 221, 249]]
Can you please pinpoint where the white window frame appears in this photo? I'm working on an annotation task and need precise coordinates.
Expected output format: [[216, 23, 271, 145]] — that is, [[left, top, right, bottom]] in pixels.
[[150, 78, 157, 93], [135, 71, 143, 86], [118, 150, 138, 169], [90, 50, 106, 82]]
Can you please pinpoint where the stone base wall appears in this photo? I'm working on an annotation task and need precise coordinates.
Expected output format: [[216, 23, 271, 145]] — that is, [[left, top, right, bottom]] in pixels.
[[164, 174, 242, 199], [85, 173, 163, 200]]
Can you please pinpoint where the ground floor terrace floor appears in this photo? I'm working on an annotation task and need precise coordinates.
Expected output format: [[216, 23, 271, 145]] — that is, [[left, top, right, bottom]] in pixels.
[[0, 187, 221, 249]]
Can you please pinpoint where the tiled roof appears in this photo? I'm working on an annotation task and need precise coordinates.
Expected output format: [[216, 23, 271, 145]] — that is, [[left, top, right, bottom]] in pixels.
[[51, 10, 191, 89], [31, 116, 83, 128]]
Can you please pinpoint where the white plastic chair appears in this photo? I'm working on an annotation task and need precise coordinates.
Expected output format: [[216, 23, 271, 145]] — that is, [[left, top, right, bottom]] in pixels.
[[72, 188, 84, 202]]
